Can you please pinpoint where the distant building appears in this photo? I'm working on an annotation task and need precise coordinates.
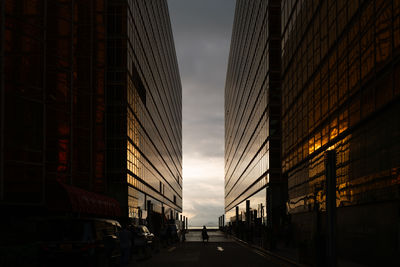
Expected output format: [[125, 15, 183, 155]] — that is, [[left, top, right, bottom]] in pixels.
[[282, 0, 400, 265], [0, 0, 182, 221], [224, 0, 284, 236]]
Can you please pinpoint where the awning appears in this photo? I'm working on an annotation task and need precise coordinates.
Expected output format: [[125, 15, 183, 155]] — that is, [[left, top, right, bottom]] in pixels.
[[47, 182, 122, 217]]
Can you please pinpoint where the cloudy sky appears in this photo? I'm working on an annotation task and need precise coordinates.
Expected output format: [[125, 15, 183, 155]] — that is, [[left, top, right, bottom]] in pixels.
[[168, 0, 236, 227]]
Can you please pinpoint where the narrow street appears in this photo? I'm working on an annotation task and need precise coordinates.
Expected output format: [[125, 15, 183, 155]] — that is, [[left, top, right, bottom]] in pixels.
[[133, 231, 289, 267]]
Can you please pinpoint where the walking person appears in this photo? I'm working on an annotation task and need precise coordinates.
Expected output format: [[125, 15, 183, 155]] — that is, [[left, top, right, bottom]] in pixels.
[[201, 226, 209, 242]]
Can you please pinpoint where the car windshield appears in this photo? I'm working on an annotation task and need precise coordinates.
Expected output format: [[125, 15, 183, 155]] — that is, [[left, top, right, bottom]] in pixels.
[[38, 220, 93, 242]]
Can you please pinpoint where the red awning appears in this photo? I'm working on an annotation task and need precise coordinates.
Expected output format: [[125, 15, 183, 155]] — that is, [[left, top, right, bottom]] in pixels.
[[47, 182, 122, 217]]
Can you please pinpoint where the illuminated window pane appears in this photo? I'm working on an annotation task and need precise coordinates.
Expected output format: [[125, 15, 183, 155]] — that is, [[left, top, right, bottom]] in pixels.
[[330, 117, 338, 140]]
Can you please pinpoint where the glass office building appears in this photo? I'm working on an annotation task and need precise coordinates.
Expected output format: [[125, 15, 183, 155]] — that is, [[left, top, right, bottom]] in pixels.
[[0, 0, 182, 220], [224, 0, 284, 232], [106, 0, 182, 221], [1, 0, 108, 206], [282, 0, 400, 264]]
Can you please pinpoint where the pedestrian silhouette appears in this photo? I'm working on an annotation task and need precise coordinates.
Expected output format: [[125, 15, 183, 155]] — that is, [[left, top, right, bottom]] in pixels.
[[202, 226, 209, 242]]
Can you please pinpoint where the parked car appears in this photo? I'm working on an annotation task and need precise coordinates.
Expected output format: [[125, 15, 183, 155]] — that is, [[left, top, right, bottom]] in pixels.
[[37, 217, 121, 267], [131, 225, 154, 257]]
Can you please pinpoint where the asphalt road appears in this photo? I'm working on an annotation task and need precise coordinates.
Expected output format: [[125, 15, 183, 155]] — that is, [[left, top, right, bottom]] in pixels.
[[132, 231, 290, 267]]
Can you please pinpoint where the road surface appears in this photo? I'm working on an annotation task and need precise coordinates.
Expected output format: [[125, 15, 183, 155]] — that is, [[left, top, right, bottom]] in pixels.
[[133, 231, 290, 267]]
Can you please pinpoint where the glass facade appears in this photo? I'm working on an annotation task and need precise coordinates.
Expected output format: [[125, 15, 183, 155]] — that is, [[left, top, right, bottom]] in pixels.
[[1, 0, 107, 204], [282, 0, 400, 264], [224, 0, 283, 228], [106, 0, 182, 220], [1, 0, 182, 221]]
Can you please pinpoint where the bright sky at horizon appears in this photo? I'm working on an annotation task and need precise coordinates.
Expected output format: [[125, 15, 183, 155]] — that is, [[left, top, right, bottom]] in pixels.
[[168, 0, 236, 227]]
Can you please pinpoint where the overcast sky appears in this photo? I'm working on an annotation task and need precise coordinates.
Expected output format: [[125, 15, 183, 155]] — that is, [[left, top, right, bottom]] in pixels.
[[168, 0, 236, 227]]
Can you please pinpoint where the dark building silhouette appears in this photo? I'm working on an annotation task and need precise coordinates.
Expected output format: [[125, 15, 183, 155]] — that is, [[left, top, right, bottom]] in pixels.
[[1, 0, 108, 208], [224, 0, 284, 243], [0, 0, 182, 221], [282, 0, 400, 265]]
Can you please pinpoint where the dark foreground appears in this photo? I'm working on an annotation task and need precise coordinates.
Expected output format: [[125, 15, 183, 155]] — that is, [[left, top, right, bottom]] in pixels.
[[133, 231, 288, 267]]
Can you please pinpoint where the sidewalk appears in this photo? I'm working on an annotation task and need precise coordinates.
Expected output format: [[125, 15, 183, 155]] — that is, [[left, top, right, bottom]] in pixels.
[[231, 236, 307, 267], [231, 236, 369, 267]]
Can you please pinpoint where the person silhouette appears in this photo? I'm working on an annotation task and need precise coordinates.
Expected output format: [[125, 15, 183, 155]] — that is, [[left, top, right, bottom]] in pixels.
[[201, 226, 209, 242]]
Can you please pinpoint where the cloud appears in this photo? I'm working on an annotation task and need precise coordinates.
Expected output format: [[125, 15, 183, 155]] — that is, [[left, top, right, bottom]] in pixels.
[[168, 0, 236, 38], [182, 157, 225, 226], [168, 0, 235, 226]]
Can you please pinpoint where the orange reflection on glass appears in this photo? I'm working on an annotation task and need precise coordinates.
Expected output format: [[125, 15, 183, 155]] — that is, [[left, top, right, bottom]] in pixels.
[[330, 118, 338, 140], [391, 168, 400, 185], [314, 132, 322, 151], [308, 137, 314, 154], [339, 110, 348, 134], [303, 142, 308, 158], [322, 125, 329, 146], [57, 139, 68, 172]]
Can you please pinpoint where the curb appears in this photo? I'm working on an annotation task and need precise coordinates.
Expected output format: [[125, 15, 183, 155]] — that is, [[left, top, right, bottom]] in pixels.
[[231, 236, 309, 267]]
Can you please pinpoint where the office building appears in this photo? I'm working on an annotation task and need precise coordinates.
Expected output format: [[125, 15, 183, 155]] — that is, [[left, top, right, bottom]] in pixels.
[[0, 0, 182, 221], [282, 0, 400, 264], [224, 0, 284, 238], [1, 0, 109, 211], [106, 0, 182, 222]]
